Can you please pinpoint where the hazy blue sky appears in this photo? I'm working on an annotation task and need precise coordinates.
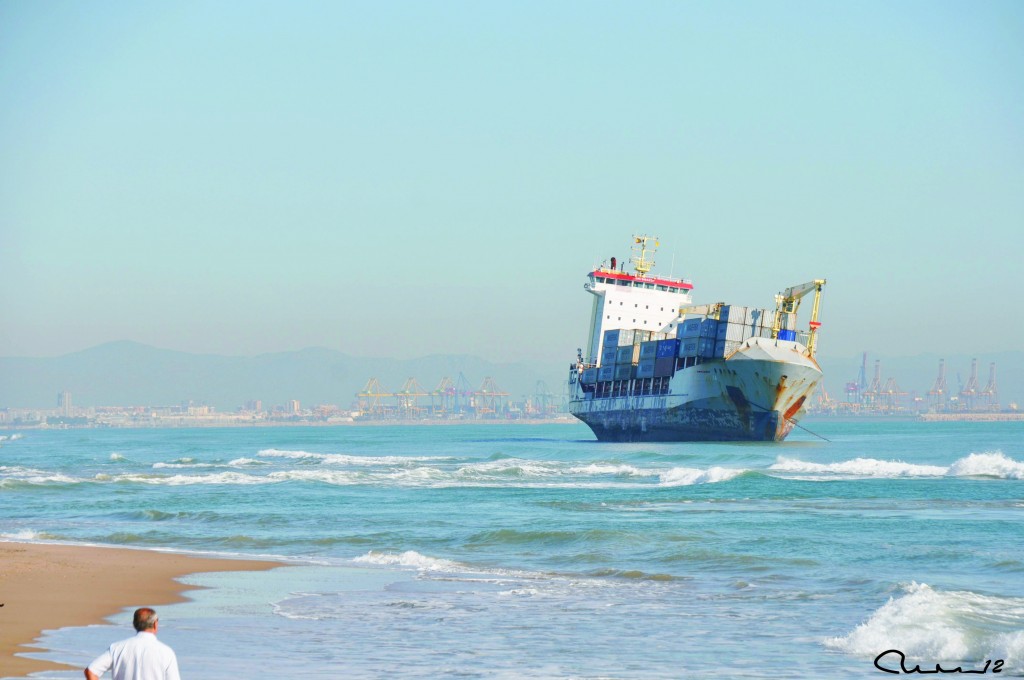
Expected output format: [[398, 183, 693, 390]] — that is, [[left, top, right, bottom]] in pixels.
[[2, 1, 1022, 363]]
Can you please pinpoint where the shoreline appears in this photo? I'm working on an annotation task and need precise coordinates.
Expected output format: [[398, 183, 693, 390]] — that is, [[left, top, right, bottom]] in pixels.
[[1, 417, 580, 430], [0, 542, 282, 678]]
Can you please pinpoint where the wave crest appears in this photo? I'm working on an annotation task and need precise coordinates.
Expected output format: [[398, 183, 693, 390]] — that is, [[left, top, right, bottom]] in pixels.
[[825, 582, 1024, 666], [659, 466, 746, 486], [772, 451, 1024, 480], [352, 550, 463, 572]]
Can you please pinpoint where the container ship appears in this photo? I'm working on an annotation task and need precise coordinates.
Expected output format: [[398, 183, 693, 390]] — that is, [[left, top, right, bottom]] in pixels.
[[567, 236, 826, 442]]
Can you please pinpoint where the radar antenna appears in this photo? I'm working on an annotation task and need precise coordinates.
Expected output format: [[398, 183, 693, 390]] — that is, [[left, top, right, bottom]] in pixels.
[[630, 235, 659, 277]]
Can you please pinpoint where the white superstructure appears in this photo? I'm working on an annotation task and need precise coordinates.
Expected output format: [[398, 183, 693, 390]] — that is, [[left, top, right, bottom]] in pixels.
[[583, 237, 693, 363]]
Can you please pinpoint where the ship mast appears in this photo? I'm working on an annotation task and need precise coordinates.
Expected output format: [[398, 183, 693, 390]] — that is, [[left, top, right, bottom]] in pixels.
[[630, 235, 659, 276]]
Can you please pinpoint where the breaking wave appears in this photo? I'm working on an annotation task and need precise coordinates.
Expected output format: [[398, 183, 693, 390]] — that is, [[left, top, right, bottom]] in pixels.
[[1, 529, 54, 540], [258, 449, 452, 466], [353, 550, 464, 572], [825, 583, 1024, 668], [771, 451, 1024, 480], [659, 466, 747, 486]]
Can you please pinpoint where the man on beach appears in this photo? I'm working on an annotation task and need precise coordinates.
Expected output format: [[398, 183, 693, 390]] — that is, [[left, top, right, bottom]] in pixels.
[[85, 607, 181, 680]]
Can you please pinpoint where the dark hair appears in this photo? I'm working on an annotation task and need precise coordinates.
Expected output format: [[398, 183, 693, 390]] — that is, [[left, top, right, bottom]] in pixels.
[[133, 608, 158, 632]]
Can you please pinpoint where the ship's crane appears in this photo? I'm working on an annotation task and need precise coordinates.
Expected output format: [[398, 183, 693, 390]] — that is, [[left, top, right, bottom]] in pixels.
[[677, 302, 725, 318], [771, 279, 826, 356]]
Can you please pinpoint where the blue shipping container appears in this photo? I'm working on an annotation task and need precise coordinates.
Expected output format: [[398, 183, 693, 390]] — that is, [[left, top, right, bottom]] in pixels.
[[677, 318, 702, 339], [598, 366, 616, 382], [603, 329, 620, 346], [654, 357, 675, 377], [778, 329, 797, 341], [656, 339, 679, 358], [700, 319, 719, 338], [636, 358, 656, 379], [639, 341, 659, 359]]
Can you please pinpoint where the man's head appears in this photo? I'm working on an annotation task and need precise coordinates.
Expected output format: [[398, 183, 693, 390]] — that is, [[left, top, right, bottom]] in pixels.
[[132, 608, 158, 632]]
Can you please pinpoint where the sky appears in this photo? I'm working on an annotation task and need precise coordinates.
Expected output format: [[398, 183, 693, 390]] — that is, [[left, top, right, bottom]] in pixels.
[[2, 1, 1022, 364]]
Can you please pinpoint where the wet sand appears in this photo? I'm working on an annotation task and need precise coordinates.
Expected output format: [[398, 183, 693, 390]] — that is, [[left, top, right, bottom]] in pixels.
[[0, 542, 281, 677]]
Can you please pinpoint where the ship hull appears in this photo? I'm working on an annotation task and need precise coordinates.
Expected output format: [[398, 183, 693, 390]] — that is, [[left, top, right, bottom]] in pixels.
[[569, 338, 821, 443], [572, 398, 787, 442]]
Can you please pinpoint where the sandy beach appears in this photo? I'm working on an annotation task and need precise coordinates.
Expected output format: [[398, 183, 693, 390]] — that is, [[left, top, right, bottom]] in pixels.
[[0, 542, 281, 678]]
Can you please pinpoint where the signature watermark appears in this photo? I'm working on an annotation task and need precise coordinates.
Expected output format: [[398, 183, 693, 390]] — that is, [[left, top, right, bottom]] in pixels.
[[874, 649, 1005, 675]]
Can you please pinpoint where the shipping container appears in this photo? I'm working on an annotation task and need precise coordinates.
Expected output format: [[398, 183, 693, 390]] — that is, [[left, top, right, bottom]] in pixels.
[[778, 329, 797, 341], [581, 368, 599, 384], [634, 330, 651, 344], [598, 366, 616, 382], [656, 338, 680, 358], [697, 337, 718, 358], [654, 357, 675, 377], [748, 308, 770, 328], [699, 319, 719, 338], [677, 318, 703, 339], [678, 339, 700, 358], [719, 305, 750, 326], [636, 358, 657, 379], [716, 322, 749, 342], [614, 364, 636, 381], [639, 341, 659, 360], [618, 329, 636, 346], [615, 345, 637, 364], [601, 347, 618, 366], [603, 329, 620, 347], [715, 339, 742, 357]]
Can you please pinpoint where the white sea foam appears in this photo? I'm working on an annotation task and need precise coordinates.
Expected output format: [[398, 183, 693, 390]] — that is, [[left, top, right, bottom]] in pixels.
[[258, 449, 450, 466], [267, 470, 362, 485], [659, 466, 747, 486], [153, 461, 219, 469], [771, 451, 1024, 480], [1, 529, 46, 540], [353, 550, 464, 572], [567, 463, 647, 477], [258, 448, 323, 460], [109, 453, 126, 461], [0, 466, 80, 485], [100, 472, 271, 486], [228, 457, 265, 466], [457, 459, 559, 477], [771, 456, 947, 478], [825, 583, 1024, 667], [947, 452, 1024, 480]]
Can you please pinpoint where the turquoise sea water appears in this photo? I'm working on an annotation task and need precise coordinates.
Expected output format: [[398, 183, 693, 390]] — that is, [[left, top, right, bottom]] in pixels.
[[1, 420, 1023, 679]]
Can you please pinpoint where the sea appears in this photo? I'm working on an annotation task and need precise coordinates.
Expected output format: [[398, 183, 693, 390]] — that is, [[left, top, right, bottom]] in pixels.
[[1, 420, 1023, 679]]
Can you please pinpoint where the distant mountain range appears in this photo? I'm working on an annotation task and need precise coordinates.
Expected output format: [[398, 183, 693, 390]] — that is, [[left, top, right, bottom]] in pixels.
[[0, 341, 568, 411], [1, 342, 1020, 411]]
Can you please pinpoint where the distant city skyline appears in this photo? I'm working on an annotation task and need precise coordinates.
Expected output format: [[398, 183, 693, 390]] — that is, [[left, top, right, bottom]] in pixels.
[[2, 2, 1022, 363]]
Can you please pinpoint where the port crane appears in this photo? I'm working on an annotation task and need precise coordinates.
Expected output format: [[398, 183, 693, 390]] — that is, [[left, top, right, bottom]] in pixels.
[[771, 279, 827, 356]]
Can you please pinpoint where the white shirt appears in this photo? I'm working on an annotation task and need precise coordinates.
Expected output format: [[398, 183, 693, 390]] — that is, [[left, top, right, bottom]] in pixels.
[[88, 631, 181, 680]]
